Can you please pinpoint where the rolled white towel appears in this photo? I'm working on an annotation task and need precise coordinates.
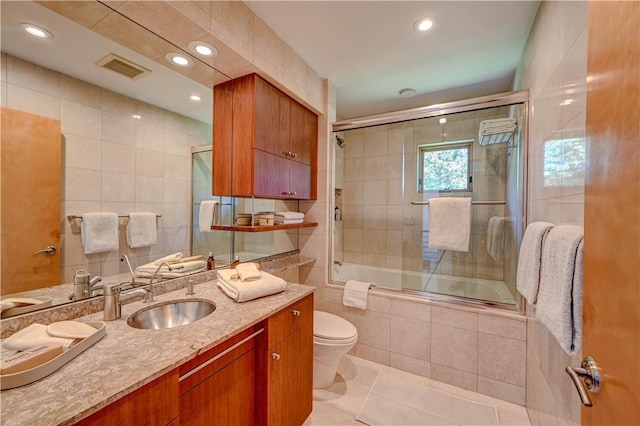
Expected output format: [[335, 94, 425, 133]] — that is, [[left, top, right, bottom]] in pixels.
[[153, 252, 183, 265]]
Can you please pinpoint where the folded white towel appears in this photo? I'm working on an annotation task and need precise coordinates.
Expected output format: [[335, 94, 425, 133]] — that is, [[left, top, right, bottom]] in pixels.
[[535, 225, 584, 356], [153, 252, 183, 265], [487, 216, 506, 261], [274, 218, 304, 225], [516, 222, 555, 304], [2, 324, 76, 351], [126, 212, 157, 248], [235, 263, 262, 282], [343, 279, 371, 310], [217, 269, 286, 302], [274, 211, 305, 220], [199, 200, 219, 232], [135, 260, 207, 278], [479, 118, 517, 135], [427, 198, 471, 252], [81, 213, 119, 254]]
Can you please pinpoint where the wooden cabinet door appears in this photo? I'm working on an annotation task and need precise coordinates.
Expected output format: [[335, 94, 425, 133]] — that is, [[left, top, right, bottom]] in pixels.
[[267, 321, 313, 426], [253, 150, 290, 198], [180, 348, 256, 426], [254, 76, 290, 157], [289, 101, 316, 166], [78, 370, 179, 426], [288, 162, 312, 200]]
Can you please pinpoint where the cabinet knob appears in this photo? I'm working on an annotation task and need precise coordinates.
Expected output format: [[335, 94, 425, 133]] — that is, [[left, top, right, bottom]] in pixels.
[[292, 153, 298, 158], [292, 309, 301, 316], [272, 353, 281, 360]]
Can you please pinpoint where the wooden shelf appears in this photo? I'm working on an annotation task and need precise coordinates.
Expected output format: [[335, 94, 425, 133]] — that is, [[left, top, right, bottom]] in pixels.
[[210, 222, 318, 233]]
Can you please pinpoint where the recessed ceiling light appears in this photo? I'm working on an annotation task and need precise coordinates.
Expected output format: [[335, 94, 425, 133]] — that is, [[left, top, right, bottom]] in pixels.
[[188, 41, 218, 58], [166, 53, 192, 67], [398, 88, 416, 98], [413, 17, 434, 32], [439, 117, 447, 124], [190, 95, 201, 102], [20, 23, 53, 39]]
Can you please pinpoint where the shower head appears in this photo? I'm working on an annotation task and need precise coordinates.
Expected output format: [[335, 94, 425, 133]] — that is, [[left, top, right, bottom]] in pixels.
[[335, 135, 346, 149]]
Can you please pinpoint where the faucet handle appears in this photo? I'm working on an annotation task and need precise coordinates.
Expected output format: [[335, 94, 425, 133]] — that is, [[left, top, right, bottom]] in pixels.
[[103, 282, 123, 296]]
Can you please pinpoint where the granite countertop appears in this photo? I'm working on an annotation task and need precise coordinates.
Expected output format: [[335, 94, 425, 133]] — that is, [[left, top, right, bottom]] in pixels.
[[0, 280, 315, 426]]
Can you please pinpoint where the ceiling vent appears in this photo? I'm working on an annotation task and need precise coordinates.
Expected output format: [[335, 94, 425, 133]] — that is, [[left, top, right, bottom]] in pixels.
[[96, 54, 151, 80]]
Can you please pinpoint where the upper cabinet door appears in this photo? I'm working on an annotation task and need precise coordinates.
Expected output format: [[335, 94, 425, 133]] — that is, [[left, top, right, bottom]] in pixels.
[[289, 102, 317, 166], [254, 77, 290, 157]]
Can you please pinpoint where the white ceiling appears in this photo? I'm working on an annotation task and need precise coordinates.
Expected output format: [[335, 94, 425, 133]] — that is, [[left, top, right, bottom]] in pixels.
[[2, 1, 540, 123], [246, 1, 540, 119]]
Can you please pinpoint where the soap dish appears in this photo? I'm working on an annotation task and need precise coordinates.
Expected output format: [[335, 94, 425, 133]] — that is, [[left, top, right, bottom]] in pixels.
[[0, 321, 106, 390]]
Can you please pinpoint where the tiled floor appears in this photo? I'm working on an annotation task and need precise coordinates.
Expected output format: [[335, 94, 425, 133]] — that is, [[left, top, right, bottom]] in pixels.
[[305, 355, 531, 425]]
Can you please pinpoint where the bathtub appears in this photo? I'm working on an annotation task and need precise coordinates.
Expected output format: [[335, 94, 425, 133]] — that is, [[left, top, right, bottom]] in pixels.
[[332, 262, 515, 305]]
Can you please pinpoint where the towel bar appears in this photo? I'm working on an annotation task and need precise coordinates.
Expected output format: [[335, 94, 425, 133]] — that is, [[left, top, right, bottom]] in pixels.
[[410, 200, 506, 206], [67, 214, 162, 220]]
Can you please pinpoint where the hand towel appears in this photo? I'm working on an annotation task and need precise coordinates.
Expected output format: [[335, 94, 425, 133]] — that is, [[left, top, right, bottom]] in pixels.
[[516, 222, 555, 304], [126, 212, 157, 248], [535, 225, 584, 356], [217, 269, 286, 302], [274, 211, 305, 220], [153, 252, 183, 265], [487, 216, 506, 261], [343, 279, 371, 310], [2, 324, 76, 351], [135, 260, 207, 278], [81, 213, 119, 254], [199, 200, 219, 232], [274, 218, 304, 225], [235, 262, 262, 282], [427, 198, 471, 252]]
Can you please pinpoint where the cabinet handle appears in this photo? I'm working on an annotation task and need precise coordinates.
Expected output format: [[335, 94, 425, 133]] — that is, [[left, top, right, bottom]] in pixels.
[[292, 309, 301, 316], [272, 353, 281, 360], [292, 153, 298, 158]]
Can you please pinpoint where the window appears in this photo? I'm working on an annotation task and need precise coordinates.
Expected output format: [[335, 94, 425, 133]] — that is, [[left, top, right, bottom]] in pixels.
[[419, 141, 472, 192]]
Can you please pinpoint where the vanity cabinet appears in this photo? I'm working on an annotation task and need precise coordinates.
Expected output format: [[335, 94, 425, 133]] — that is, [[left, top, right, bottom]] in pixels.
[[178, 326, 260, 425], [213, 73, 318, 200], [76, 370, 179, 426], [258, 294, 314, 426]]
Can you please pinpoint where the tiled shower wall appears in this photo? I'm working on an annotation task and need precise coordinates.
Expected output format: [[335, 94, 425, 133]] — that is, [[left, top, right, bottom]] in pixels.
[[338, 108, 513, 282], [512, 1, 588, 425], [1, 53, 210, 283]]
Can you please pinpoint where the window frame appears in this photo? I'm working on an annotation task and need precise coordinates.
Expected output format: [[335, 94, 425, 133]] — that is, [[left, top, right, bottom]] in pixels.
[[418, 140, 473, 193]]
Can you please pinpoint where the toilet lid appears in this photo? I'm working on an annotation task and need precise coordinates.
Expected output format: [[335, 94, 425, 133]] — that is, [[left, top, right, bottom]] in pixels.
[[314, 311, 357, 340]]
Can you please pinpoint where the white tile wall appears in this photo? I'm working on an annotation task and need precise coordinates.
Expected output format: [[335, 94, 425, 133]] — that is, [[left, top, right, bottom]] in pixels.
[[513, 1, 588, 424]]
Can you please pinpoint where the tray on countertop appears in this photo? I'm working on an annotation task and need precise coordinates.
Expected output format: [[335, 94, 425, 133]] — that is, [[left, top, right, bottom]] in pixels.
[[1, 297, 53, 318], [0, 321, 106, 390]]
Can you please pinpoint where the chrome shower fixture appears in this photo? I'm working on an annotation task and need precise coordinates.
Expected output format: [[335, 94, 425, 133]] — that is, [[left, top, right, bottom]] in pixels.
[[335, 135, 346, 148]]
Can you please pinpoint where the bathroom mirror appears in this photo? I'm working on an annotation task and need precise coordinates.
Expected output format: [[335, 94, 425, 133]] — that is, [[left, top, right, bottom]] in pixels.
[[1, 1, 230, 315]]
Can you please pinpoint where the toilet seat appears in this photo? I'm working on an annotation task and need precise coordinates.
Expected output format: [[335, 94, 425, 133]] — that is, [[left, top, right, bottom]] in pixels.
[[313, 311, 357, 345]]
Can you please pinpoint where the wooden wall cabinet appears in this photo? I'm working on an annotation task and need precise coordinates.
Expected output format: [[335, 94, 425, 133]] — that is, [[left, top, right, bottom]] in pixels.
[[213, 74, 318, 200]]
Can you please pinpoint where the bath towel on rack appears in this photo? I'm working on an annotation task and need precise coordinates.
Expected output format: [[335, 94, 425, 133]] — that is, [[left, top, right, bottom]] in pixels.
[[81, 213, 119, 254], [126, 212, 157, 248], [199, 200, 219, 232], [486, 216, 506, 261], [535, 225, 584, 356], [427, 198, 471, 252], [343, 280, 371, 310], [516, 222, 555, 304]]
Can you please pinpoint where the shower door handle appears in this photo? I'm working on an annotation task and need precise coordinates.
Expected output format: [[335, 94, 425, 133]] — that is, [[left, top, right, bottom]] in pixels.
[[565, 356, 601, 407]]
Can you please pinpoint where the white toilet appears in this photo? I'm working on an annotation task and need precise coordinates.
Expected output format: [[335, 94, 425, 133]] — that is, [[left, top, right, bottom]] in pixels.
[[313, 311, 358, 388]]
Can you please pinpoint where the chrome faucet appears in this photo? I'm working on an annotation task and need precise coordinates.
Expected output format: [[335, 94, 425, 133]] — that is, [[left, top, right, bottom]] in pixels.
[[148, 262, 173, 303], [103, 282, 148, 321]]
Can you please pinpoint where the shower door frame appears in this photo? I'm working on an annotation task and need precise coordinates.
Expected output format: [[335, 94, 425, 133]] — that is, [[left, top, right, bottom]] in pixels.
[[330, 89, 530, 313]]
